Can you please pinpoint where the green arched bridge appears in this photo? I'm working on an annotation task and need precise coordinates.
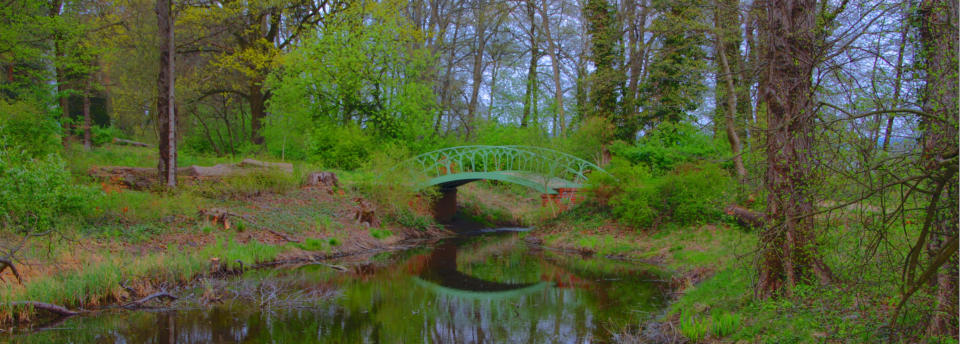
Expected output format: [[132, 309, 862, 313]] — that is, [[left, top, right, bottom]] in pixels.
[[396, 145, 607, 220], [399, 145, 606, 195]]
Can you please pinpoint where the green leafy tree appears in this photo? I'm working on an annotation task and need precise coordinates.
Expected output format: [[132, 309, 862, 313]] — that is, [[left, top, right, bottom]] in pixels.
[[582, 0, 625, 141], [265, 0, 438, 164], [639, 0, 708, 129]]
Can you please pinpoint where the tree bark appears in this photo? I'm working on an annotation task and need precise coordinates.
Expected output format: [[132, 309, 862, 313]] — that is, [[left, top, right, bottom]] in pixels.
[[540, 0, 564, 135], [716, 34, 746, 182], [82, 82, 92, 150], [713, 0, 747, 141], [521, 0, 538, 128], [917, 0, 959, 336], [881, 22, 908, 152], [756, 0, 832, 298], [49, 0, 70, 149], [156, 0, 176, 188], [466, 0, 489, 134], [249, 78, 266, 145]]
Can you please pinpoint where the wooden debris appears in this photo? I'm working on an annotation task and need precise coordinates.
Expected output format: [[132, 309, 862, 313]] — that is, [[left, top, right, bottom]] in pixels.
[[725, 204, 765, 229], [112, 138, 150, 147], [121, 292, 177, 309], [353, 198, 379, 228], [238, 159, 293, 173], [11, 301, 80, 316]]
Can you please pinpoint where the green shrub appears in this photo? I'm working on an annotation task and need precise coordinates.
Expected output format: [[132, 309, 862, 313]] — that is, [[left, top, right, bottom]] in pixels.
[[0, 99, 61, 158], [306, 124, 373, 170], [387, 208, 434, 231], [657, 163, 733, 225], [612, 121, 729, 175], [369, 227, 392, 240], [0, 144, 98, 233], [90, 125, 124, 146], [598, 159, 733, 229]]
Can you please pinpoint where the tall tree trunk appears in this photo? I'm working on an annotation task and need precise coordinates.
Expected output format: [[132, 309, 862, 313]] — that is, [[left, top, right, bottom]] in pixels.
[[917, 0, 959, 336], [435, 9, 461, 134], [540, 0, 564, 135], [49, 0, 70, 148], [713, 0, 743, 139], [881, 21, 909, 152], [716, 35, 746, 182], [744, 1, 760, 126], [82, 82, 92, 150], [156, 0, 176, 188], [488, 58, 500, 121], [466, 2, 488, 135], [521, 0, 538, 128], [756, 0, 832, 298], [625, 0, 648, 130], [249, 78, 266, 145]]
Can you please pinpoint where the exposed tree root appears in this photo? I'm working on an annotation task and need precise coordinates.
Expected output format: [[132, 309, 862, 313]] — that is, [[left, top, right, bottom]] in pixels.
[[122, 292, 178, 309]]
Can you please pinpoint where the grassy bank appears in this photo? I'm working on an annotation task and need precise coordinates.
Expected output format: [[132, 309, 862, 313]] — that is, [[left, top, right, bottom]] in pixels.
[[0, 145, 447, 327], [530, 205, 951, 343]]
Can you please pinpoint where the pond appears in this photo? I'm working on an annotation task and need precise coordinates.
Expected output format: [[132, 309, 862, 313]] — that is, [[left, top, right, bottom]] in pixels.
[[15, 229, 669, 343]]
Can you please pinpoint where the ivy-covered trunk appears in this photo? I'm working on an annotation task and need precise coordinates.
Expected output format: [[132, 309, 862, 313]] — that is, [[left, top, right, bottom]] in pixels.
[[756, 0, 832, 298], [917, 0, 958, 336]]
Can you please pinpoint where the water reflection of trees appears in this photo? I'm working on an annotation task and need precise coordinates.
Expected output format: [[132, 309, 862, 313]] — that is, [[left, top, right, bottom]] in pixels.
[[20, 233, 669, 343]]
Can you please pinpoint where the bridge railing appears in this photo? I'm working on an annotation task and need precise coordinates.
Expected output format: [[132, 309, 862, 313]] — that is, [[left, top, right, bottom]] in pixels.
[[398, 145, 606, 187]]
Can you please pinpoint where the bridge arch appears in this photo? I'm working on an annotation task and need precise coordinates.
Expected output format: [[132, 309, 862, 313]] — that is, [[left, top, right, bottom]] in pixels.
[[395, 145, 608, 220], [399, 145, 606, 194]]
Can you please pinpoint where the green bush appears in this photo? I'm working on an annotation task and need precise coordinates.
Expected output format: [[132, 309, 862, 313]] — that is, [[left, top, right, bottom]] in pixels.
[[90, 125, 124, 146], [596, 159, 733, 230], [306, 124, 373, 170], [612, 121, 729, 175], [0, 145, 98, 233], [657, 163, 733, 225], [0, 99, 61, 157]]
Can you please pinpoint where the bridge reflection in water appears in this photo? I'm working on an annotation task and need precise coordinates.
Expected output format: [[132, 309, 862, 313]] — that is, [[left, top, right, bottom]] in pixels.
[[22, 230, 668, 344]]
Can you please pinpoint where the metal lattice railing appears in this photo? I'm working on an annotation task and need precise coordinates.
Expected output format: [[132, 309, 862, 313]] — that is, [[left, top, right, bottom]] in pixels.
[[396, 145, 607, 191]]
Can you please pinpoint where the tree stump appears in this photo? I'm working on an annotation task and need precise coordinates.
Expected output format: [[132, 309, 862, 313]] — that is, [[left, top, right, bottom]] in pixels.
[[305, 171, 339, 188]]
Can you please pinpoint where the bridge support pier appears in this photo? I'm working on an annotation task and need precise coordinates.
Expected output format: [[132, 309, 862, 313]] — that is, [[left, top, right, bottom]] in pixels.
[[432, 187, 458, 222], [540, 188, 584, 210]]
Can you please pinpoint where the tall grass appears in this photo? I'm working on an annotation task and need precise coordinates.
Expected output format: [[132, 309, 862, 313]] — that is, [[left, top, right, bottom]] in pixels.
[[0, 235, 283, 324]]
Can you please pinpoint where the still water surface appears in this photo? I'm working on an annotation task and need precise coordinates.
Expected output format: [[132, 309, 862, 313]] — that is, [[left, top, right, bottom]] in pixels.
[[18, 229, 668, 343]]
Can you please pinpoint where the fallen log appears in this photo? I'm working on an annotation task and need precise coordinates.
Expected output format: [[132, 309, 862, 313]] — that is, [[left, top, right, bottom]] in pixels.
[[91, 159, 294, 191], [11, 301, 80, 316], [725, 204, 765, 229], [112, 138, 150, 147], [122, 292, 177, 309], [238, 159, 293, 173]]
